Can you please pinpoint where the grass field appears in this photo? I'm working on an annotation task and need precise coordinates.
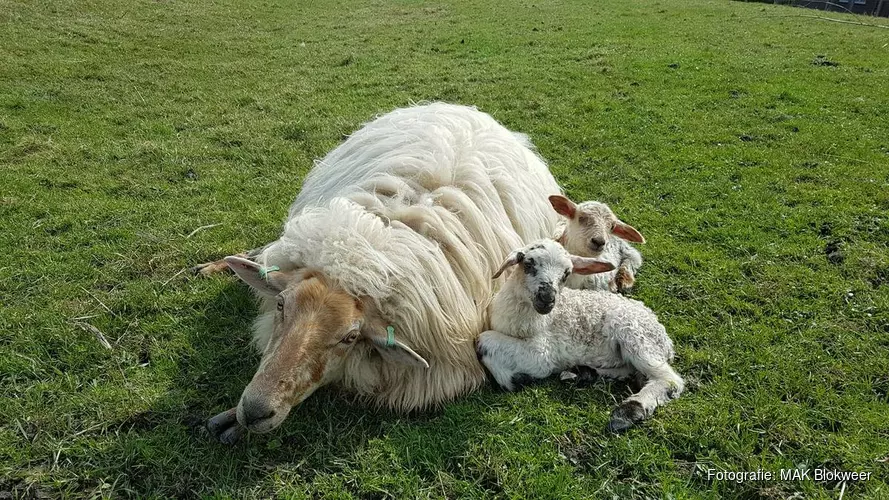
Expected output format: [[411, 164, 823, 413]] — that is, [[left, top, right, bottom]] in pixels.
[[2, 0, 889, 497]]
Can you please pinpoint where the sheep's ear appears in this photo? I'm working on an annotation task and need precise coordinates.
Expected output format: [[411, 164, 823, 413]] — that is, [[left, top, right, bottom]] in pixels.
[[359, 301, 430, 369], [364, 326, 430, 369], [225, 256, 292, 297], [549, 195, 577, 219], [492, 251, 524, 279], [570, 255, 615, 275], [612, 221, 645, 243], [371, 337, 430, 369]]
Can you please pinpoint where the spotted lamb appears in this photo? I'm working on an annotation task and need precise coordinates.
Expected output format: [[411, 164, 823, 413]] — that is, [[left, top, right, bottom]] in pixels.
[[477, 239, 684, 432]]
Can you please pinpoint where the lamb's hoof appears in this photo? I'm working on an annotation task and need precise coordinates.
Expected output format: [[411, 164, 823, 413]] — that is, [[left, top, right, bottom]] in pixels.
[[575, 366, 598, 384], [667, 384, 681, 400], [614, 269, 636, 294], [207, 407, 244, 444], [608, 401, 645, 433], [560, 366, 598, 384]]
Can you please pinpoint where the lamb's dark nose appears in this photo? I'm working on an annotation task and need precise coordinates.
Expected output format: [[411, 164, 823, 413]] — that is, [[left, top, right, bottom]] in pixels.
[[589, 237, 605, 252], [534, 286, 556, 314]]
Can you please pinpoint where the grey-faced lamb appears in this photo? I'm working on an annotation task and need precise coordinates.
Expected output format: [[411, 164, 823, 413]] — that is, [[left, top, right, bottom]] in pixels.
[[549, 195, 644, 293], [477, 239, 684, 432]]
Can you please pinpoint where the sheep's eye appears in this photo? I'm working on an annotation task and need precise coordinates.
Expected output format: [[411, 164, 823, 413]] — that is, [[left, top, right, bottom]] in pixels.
[[523, 259, 535, 272], [562, 270, 570, 282], [276, 296, 284, 311], [341, 330, 361, 345]]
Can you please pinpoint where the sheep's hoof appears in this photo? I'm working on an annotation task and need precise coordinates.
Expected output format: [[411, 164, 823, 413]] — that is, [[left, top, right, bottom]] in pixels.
[[607, 401, 645, 433], [219, 425, 245, 445], [207, 407, 244, 444], [191, 259, 230, 277], [192, 252, 249, 277]]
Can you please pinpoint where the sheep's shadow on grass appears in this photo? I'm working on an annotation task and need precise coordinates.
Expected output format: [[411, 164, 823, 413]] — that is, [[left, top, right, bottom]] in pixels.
[[98, 280, 502, 496], [509, 370, 645, 426], [550, 377, 643, 420]]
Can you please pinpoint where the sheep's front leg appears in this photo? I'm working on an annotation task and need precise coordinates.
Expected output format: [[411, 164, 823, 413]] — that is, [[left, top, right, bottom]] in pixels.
[[207, 407, 246, 445], [192, 253, 249, 277], [477, 330, 554, 391], [191, 245, 268, 277]]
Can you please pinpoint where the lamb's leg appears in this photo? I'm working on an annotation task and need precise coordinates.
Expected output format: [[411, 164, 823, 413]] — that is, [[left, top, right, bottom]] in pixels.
[[608, 361, 684, 433], [610, 242, 642, 293], [477, 330, 555, 391], [600, 306, 683, 432], [191, 245, 266, 277], [611, 265, 636, 293], [207, 407, 246, 444], [560, 365, 634, 384]]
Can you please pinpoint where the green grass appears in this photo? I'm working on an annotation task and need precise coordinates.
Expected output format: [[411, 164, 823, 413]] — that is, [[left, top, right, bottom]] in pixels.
[[2, 0, 888, 497]]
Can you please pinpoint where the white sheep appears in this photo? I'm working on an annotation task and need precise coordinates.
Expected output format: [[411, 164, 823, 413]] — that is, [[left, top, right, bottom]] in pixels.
[[197, 103, 565, 443], [549, 195, 645, 293], [477, 239, 684, 432]]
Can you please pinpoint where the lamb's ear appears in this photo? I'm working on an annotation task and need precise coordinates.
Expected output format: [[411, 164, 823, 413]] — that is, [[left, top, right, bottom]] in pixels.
[[549, 195, 577, 219], [570, 255, 615, 275], [364, 325, 430, 369], [492, 251, 525, 279], [224, 256, 291, 297], [612, 221, 645, 243]]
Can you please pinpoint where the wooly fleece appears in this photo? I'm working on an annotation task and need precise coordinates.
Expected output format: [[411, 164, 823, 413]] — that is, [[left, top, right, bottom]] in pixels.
[[253, 103, 563, 410]]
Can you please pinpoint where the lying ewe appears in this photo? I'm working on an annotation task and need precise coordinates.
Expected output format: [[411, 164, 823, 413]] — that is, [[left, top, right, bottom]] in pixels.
[[549, 195, 645, 293], [477, 239, 684, 432], [197, 103, 564, 443]]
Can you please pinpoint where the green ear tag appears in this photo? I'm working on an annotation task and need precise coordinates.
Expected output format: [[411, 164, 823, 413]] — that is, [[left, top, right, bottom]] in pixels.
[[386, 326, 396, 347], [258, 265, 280, 280]]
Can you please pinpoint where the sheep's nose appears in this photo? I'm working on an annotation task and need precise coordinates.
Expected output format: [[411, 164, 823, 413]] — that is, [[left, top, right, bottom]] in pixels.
[[238, 398, 277, 427]]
